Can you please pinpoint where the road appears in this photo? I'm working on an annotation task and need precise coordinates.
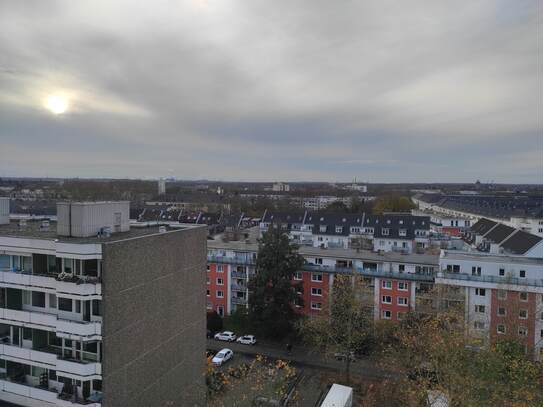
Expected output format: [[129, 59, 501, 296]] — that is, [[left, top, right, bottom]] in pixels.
[[207, 339, 395, 379]]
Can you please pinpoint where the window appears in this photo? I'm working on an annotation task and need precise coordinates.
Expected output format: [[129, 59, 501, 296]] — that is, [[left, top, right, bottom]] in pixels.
[[446, 264, 460, 273], [49, 294, 57, 309], [519, 309, 528, 319], [49, 369, 57, 381], [382, 296, 392, 304], [398, 281, 408, 291], [217, 306, 224, 317], [398, 264, 405, 273], [471, 266, 481, 276], [399, 229, 407, 237], [475, 288, 486, 297], [499, 268, 505, 276], [335, 226, 343, 234], [381, 228, 390, 236], [22, 290, 31, 305], [216, 290, 224, 298], [206, 264, 210, 272], [58, 297, 73, 312], [382, 310, 391, 319], [498, 307, 506, 316], [520, 292, 528, 302], [398, 297, 408, 306], [75, 300, 81, 313], [497, 325, 506, 334], [217, 265, 223, 273], [216, 278, 224, 285], [518, 327, 528, 337], [498, 290, 507, 300], [475, 305, 485, 313], [311, 288, 322, 296], [206, 277, 210, 285], [319, 225, 327, 233], [32, 291, 45, 308], [311, 302, 322, 310], [206, 290, 210, 297], [520, 270, 526, 278], [311, 273, 323, 282], [92, 300, 101, 316], [474, 321, 485, 330], [294, 272, 303, 280], [314, 258, 323, 265], [23, 327, 32, 340], [382, 280, 392, 289]]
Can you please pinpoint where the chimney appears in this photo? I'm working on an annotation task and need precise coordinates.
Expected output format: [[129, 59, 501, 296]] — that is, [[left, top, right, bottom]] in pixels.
[[0, 197, 9, 225]]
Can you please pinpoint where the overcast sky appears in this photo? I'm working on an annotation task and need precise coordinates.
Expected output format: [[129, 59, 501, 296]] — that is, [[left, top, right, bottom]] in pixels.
[[1, 0, 542, 183]]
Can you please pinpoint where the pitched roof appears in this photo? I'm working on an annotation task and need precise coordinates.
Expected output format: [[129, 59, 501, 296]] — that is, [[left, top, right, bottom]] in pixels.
[[484, 223, 516, 244], [500, 230, 543, 255], [306, 213, 363, 236], [470, 218, 498, 235]]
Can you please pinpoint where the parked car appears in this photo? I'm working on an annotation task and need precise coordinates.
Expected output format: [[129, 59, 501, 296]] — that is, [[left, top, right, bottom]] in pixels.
[[214, 331, 237, 341], [237, 335, 257, 345], [333, 351, 356, 362], [212, 348, 233, 366]]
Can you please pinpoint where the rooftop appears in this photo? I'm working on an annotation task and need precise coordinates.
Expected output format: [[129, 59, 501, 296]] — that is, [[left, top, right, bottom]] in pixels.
[[441, 249, 543, 266], [207, 239, 439, 265], [0, 219, 195, 244]]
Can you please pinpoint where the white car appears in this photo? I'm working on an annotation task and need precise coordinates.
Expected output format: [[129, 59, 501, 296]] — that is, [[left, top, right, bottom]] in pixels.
[[236, 335, 257, 345], [214, 331, 236, 341], [212, 348, 233, 366]]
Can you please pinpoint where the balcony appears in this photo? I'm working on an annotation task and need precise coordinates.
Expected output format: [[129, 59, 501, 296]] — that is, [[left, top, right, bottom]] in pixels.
[[301, 263, 435, 282], [207, 255, 255, 266], [231, 271, 247, 279], [231, 283, 246, 291], [0, 343, 101, 378], [0, 378, 101, 407], [0, 309, 102, 338], [0, 269, 101, 297], [232, 297, 247, 305], [436, 271, 543, 288]]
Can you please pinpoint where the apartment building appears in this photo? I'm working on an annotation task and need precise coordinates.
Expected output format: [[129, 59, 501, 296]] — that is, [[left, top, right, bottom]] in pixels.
[[438, 250, 543, 359], [259, 211, 431, 253], [0, 201, 206, 407], [206, 240, 438, 321]]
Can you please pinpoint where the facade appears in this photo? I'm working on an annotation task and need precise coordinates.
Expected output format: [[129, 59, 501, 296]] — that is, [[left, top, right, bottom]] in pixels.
[[272, 182, 290, 192], [438, 250, 543, 358], [206, 240, 438, 320], [0, 202, 207, 407], [259, 211, 431, 253]]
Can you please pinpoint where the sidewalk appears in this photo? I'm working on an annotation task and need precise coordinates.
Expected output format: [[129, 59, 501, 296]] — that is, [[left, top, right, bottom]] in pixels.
[[206, 339, 394, 379]]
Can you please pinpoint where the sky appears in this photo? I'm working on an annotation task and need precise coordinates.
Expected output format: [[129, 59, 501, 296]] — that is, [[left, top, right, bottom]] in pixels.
[[1, 0, 542, 183]]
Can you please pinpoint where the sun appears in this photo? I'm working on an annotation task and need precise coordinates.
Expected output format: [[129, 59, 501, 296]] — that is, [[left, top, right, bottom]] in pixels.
[[45, 95, 69, 115]]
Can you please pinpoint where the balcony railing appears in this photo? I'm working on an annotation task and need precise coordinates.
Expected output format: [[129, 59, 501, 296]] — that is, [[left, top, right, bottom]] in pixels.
[[207, 255, 255, 266], [232, 297, 247, 304], [0, 269, 101, 296], [437, 272, 543, 288], [0, 308, 102, 338], [231, 283, 247, 291]]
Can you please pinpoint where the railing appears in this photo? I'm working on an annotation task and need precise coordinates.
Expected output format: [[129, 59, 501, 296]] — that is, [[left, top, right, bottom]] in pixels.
[[207, 255, 436, 282], [437, 272, 543, 288], [232, 297, 247, 305], [207, 255, 255, 266], [231, 283, 247, 291]]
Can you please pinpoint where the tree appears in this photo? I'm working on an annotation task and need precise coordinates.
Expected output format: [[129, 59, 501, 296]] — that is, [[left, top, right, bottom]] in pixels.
[[381, 311, 543, 406], [248, 228, 305, 340], [207, 310, 223, 333], [372, 195, 416, 214], [298, 274, 374, 383]]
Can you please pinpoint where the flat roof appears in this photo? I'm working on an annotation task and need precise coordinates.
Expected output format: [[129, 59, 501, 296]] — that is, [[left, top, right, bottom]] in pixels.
[[207, 239, 439, 265], [0, 220, 196, 244], [441, 250, 543, 265]]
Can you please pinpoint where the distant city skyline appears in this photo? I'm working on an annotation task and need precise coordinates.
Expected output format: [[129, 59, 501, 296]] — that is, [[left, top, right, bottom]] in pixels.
[[1, 1, 542, 183]]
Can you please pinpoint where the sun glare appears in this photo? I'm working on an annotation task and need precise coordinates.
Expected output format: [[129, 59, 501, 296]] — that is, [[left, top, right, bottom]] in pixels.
[[45, 95, 69, 115]]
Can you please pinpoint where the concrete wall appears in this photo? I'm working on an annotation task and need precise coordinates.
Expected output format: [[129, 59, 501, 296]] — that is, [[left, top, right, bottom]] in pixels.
[[101, 226, 207, 407]]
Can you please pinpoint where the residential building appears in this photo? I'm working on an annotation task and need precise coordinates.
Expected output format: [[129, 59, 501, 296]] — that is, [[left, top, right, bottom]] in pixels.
[[272, 182, 290, 192], [0, 202, 207, 407]]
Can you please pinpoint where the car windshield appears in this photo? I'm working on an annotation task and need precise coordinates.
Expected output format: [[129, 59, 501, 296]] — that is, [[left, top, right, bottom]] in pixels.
[[216, 352, 225, 358]]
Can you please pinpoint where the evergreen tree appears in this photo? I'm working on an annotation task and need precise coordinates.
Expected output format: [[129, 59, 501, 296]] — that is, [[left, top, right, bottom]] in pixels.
[[248, 228, 304, 340]]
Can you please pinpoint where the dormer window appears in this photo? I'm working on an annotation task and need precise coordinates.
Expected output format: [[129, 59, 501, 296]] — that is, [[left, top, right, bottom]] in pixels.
[[335, 226, 343, 234], [319, 225, 327, 233], [399, 229, 407, 237], [382, 228, 390, 236], [387, 219, 391, 224], [399, 220, 403, 224]]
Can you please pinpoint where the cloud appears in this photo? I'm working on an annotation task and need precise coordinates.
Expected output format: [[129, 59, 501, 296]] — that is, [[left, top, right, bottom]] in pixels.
[[0, 0, 542, 182]]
